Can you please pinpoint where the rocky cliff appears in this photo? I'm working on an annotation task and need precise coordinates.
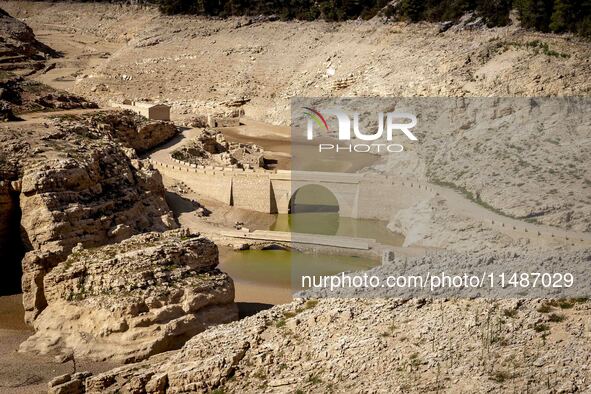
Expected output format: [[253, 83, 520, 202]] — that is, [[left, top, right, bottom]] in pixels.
[[0, 77, 98, 119], [56, 294, 591, 393], [20, 230, 238, 363], [0, 111, 178, 323]]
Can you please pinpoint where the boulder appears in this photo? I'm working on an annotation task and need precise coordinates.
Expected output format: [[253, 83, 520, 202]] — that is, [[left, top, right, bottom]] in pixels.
[[20, 230, 238, 363]]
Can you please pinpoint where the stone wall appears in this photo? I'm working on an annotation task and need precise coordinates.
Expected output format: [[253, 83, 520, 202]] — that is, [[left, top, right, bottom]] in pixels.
[[356, 176, 433, 220], [233, 174, 274, 212], [151, 158, 433, 220]]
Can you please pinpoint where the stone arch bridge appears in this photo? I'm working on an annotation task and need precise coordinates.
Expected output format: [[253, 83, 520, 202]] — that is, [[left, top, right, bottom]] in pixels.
[[150, 158, 428, 219]]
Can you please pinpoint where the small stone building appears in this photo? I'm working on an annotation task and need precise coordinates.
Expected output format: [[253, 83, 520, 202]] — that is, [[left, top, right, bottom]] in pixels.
[[111, 100, 171, 121]]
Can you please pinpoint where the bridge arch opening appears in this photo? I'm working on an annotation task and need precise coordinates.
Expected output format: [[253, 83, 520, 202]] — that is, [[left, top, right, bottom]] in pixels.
[[287, 184, 340, 235], [289, 184, 339, 214]]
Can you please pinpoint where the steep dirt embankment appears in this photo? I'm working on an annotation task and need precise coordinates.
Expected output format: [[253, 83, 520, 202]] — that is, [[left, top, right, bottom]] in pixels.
[[0, 110, 179, 324], [0, 6, 98, 121], [2, 1, 590, 123], [0, 6, 57, 77]]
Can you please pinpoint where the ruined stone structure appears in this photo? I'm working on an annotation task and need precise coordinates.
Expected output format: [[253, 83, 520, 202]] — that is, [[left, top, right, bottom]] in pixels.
[[111, 100, 171, 121]]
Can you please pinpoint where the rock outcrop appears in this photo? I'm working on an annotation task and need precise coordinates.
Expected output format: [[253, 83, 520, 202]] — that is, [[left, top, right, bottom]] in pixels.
[[48, 372, 91, 394], [172, 129, 265, 169], [0, 114, 178, 323], [63, 296, 591, 393], [20, 230, 238, 363], [0, 12, 236, 371], [18, 148, 176, 323], [0, 105, 237, 368], [0, 77, 99, 116], [59, 110, 178, 153]]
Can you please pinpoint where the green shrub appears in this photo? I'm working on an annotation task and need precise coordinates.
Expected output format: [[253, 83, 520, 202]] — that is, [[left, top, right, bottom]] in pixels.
[[548, 313, 566, 322], [275, 319, 286, 328]]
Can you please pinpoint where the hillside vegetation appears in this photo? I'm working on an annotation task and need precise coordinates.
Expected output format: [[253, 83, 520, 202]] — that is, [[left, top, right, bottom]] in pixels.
[[159, 0, 589, 37]]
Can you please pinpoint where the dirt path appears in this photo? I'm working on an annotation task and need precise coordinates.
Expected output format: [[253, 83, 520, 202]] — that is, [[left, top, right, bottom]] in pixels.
[[431, 183, 591, 247], [31, 27, 121, 93]]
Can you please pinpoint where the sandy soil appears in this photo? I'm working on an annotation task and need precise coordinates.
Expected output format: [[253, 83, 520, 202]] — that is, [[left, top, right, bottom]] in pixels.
[[0, 295, 118, 394], [24, 16, 123, 93], [5, 1, 589, 127]]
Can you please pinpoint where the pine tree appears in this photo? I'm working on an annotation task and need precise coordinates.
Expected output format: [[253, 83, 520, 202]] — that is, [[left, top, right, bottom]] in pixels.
[[153, 0, 589, 37], [158, 0, 196, 15], [550, 0, 575, 32], [514, 0, 554, 31], [401, 0, 425, 22], [575, 0, 591, 36], [477, 0, 512, 27]]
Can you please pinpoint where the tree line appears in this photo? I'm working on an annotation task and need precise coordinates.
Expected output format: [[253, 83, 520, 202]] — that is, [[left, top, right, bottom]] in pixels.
[[48, 0, 591, 37], [158, 0, 589, 36]]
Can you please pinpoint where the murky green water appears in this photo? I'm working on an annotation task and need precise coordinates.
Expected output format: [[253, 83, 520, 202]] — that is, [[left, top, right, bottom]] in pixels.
[[219, 249, 378, 292], [220, 211, 399, 304], [272, 183, 404, 246]]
